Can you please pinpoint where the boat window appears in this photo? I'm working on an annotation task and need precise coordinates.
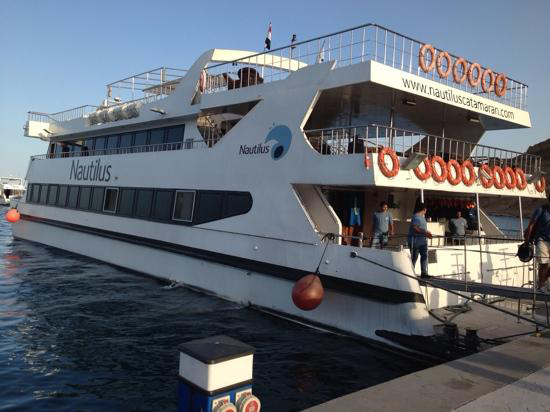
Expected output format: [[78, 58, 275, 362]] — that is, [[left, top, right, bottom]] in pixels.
[[31, 184, 40, 203], [224, 192, 253, 218], [90, 187, 105, 211], [106, 135, 119, 154], [149, 129, 165, 146], [26, 185, 33, 202], [84, 138, 95, 151], [78, 187, 91, 209], [173, 190, 195, 222], [95, 137, 106, 151], [152, 190, 173, 220], [134, 131, 148, 148], [119, 133, 133, 149], [103, 187, 118, 213], [57, 185, 68, 206], [67, 186, 79, 208], [135, 190, 153, 218], [39, 184, 49, 204], [70, 143, 82, 154], [47, 185, 58, 205], [118, 189, 135, 216], [195, 192, 223, 224], [166, 126, 185, 143]]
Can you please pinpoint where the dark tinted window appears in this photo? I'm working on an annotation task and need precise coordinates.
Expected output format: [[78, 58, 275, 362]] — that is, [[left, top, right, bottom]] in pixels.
[[149, 129, 164, 145], [90, 187, 105, 211], [119, 133, 133, 148], [70, 144, 81, 154], [84, 138, 95, 151], [57, 186, 68, 206], [47, 185, 58, 205], [195, 192, 223, 224], [134, 131, 148, 147], [118, 189, 135, 216], [103, 188, 118, 212], [31, 184, 40, 203], [26, 185, 33, 202], [135, 190, 153, 218], [106, 135, 119, 149], [173, 191, 195, 222], [67, 186, 79, 208], [224, 192, 253, 217], [95, 137, 106, 150], [151, 191, 173, 220], [78, 187, 91, 209], [39, 184, 48, 204], [166, 126, 184, 143]]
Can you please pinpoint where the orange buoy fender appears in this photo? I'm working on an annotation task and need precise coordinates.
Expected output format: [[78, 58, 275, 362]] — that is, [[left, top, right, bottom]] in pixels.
[[453, 58, 468, 84], [292, 274, 324, 311], [431, 156, 448, 183], [503, 167, 517, 189], [419, 44, 436, 73], [447, 159, 462, 185], [5, 209, 20, 223], [467, 62, 482, 87], [479, 164, 494, 188], [414, 158, 432, 180], [462, 160, 476, 186], [515, 168, 527, 190], [481, 68, 495, 93], [494, 73, 508, 97], [436, 51, 452, 78], [535, 176, 546, 193], [493, 166, 506, 189], [378, 147, 400, 178]]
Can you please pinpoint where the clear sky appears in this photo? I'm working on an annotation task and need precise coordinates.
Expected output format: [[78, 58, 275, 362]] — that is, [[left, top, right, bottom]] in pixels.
[[1, 0, 549, 177]]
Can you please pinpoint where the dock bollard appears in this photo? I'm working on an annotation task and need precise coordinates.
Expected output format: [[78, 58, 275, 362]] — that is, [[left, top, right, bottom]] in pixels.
[[178, 335, 261, 412]]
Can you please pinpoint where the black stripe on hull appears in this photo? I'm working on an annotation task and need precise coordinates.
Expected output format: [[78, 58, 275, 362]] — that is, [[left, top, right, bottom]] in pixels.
[[19, 214, 425, 304]]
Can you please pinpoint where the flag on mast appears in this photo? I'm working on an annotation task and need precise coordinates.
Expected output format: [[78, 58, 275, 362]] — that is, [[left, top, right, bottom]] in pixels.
[[264, 23, 272, 50], [291, 34, 297, 50]]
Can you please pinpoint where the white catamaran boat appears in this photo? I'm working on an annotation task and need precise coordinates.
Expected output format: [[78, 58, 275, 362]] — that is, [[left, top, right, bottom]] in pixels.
[[0, 177, 26, 206], [14, 23, 544, 350]]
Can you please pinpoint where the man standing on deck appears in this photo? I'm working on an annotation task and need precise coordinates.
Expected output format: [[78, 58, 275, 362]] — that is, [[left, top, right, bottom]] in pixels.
[[525, 195, 550, 291], [371, 201, 394, 248], [408, 203, 432, 278], [449, 210, 468, 245]]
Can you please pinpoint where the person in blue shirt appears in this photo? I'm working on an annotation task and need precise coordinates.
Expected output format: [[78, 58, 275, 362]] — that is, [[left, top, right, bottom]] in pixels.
[[525, 198, 550, 291], [371, 201, 394, 248], [407, 203, 432, 278]]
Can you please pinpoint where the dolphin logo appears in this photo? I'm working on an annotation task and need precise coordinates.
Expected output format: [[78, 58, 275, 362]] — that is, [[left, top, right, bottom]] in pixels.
[[265, 125, 292, 160]]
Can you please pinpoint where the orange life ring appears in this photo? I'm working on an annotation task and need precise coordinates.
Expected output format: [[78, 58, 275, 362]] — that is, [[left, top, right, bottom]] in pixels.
[[515, 168, 527, 190], [462, 160, 476, 186], [479, 164, 494, 188], [378, 147, 400, 178], [419, 44, 436, 73], [453, 58, 467, 83], [535, 176, 546, 193], [493, 166, 506, 189], [446, 159, 462, 185], [494, 73, 507, 97], [467, 62, 482, 87], [364, 151, 371, 169], [436, 51, 452, 78], [503, 167, 517, 189], [431, 156, 448, 183], [414, 158, 432, 180], [481, 68, 495, 93]]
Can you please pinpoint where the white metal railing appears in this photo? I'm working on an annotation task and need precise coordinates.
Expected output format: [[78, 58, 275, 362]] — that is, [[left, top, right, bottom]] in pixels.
[[204, 23, 528, 110], [106, 67, 188, 99], [28, 105, 99, 123], [30, 139, 222, 160], [304, 124, 542, 175]]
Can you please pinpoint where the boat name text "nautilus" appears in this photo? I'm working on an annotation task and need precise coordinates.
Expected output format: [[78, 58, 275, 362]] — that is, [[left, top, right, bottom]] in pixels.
[[69, 159, 112, 182]]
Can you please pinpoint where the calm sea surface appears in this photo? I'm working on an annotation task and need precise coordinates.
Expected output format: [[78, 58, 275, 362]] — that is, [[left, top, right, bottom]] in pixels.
[[0, 206, 426, 411]]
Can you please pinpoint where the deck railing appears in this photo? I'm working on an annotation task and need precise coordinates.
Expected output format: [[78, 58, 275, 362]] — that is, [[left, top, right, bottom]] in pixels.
[[304, 124, 542, 175], [28, 105, 99, 123], [204, 23, 528, 110]]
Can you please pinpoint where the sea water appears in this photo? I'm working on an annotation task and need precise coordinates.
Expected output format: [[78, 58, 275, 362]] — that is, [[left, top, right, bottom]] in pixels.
[[0, 207, 425, 411]]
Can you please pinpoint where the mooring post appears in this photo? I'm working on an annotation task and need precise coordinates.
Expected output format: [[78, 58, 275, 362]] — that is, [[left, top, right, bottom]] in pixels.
[[178, 335, 261, 412]]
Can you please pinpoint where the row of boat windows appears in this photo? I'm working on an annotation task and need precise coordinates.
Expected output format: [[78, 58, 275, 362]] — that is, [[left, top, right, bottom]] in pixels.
[[26, 183, 253, 225], [48, 124, 185, 154]]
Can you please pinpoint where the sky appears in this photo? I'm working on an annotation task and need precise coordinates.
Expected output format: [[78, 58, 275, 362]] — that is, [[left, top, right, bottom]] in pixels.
[[1, 0, 549, 177]]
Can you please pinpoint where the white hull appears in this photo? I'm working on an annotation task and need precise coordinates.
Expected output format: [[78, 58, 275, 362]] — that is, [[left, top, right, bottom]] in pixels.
[[13, 217, 434, 344]]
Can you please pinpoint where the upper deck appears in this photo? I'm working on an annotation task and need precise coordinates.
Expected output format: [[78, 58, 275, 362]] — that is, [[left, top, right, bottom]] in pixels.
[[25, 23, 530, 140]]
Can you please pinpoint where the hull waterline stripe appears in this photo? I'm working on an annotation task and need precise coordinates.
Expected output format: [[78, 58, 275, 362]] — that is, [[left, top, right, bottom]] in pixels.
[[19, 214, 424, 304]]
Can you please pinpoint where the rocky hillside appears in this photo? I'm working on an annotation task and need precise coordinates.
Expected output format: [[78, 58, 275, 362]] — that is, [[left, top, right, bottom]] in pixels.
[[481, 137, 550, 218]]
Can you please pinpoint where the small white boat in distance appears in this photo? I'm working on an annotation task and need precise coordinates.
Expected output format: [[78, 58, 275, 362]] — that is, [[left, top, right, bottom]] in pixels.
[[0, 177, 26, 206]]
